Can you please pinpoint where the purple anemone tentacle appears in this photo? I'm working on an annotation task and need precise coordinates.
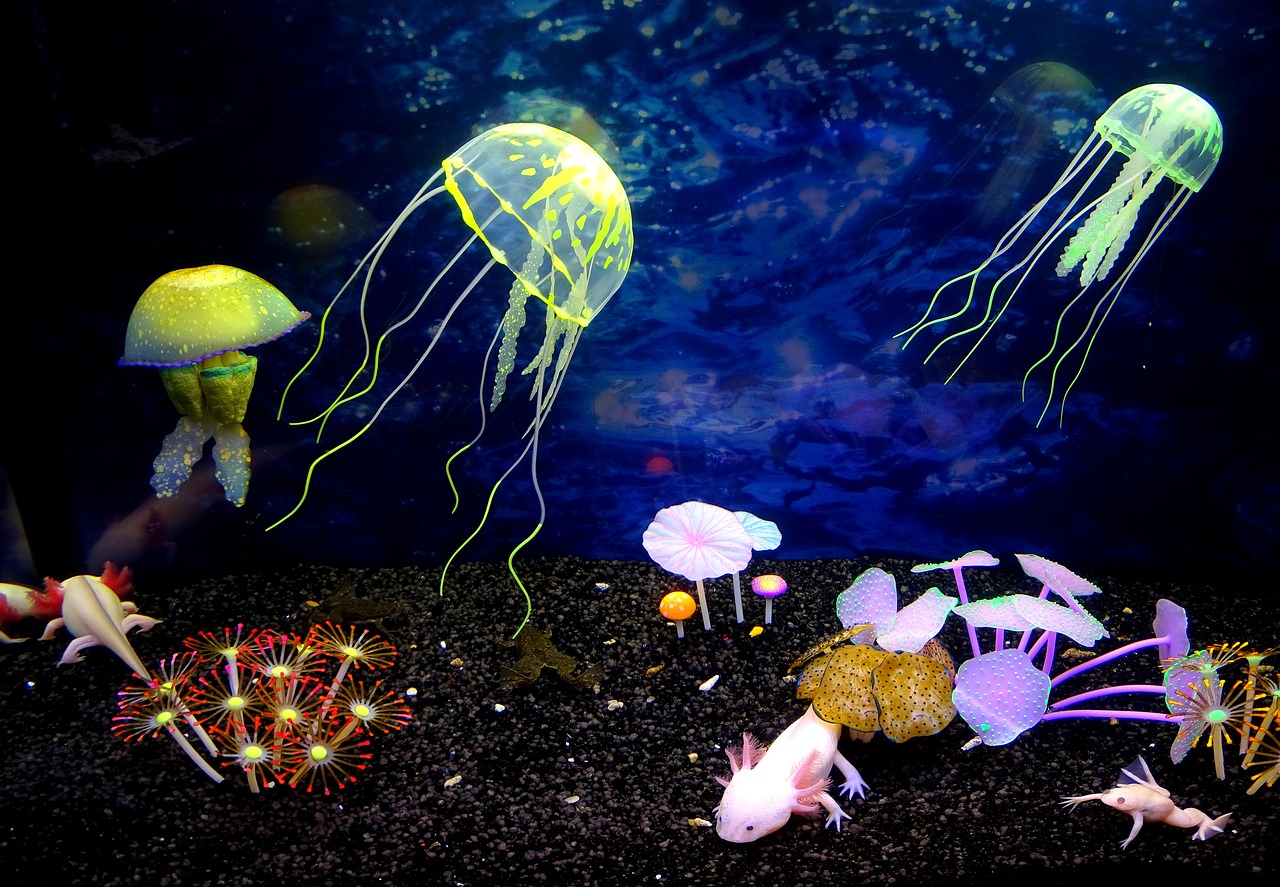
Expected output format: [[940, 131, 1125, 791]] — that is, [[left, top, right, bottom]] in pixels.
[[1041, 709, 1179, 724], [1048, 636, 1166, 689]]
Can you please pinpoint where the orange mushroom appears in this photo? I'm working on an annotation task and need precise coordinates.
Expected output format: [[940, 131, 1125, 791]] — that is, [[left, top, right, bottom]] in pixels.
[[659, 591, 697, 639]]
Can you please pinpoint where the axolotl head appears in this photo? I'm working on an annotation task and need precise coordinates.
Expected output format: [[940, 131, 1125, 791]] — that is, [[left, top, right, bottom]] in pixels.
[[715, 768, 797, 842], [714, 733, 824, 843]]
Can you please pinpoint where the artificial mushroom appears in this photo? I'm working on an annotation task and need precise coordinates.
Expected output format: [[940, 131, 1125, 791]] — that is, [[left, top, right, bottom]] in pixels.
[[659, 591, 697, 639], [751, 574, 788, 625]]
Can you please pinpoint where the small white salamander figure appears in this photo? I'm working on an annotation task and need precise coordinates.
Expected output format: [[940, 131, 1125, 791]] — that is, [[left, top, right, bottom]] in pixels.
[[714, 704, 867, 842], [1061, 755, 1232, 849]]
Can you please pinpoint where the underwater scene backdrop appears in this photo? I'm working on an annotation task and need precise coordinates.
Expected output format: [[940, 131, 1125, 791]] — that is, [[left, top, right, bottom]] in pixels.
[[3, 2, 1279, 884], [7, 0, 1278, 586]]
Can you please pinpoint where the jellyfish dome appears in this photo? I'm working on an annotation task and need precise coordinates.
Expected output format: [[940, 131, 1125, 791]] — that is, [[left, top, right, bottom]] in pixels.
[[898, 83, 1223, 426]]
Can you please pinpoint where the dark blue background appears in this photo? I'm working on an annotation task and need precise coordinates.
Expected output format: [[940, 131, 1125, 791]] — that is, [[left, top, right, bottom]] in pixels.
[[7, 0, 1277, 589]]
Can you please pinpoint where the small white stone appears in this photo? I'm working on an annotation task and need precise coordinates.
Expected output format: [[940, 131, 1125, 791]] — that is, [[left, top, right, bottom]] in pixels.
[[698, 675, 720, 692], [493, 703, 506, 713], [444, 774, 462, 788]]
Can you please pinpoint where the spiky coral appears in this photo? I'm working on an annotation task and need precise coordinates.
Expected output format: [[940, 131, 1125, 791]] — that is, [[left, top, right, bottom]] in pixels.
[[1243, 726, 1279, 796], [115, 625, 410, 793], [1160, 641, 1280, 788], [1168, 677, 1251, 780]]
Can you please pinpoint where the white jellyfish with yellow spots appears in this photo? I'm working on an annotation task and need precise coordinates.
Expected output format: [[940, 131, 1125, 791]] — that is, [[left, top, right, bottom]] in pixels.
[[898, 83, 1223, 426], [272, 123, 633, 636]]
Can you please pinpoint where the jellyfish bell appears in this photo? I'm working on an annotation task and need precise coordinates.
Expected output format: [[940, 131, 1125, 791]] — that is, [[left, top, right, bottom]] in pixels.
[[272, 123, 634, 635], [897, 83, 1223, 426]]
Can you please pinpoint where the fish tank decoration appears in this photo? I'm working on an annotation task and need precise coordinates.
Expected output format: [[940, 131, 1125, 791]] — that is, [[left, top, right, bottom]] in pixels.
[[270, 122, 634, 640], [113, 623, 409, 793], [897, 83, 1223, 426], [642, 500, 753, 632]]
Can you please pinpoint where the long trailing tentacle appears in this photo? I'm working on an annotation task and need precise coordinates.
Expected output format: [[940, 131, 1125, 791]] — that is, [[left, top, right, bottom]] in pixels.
[[309, 224, 485, 442], [440, 309, 577, 639], [278, 173, 447, 422], [266, 257, 497, 531], [444, 319, 504, 514], [1035, 187, 1193, 426], [922, 143, 1130, 378], [896, 133, 1110, 349]]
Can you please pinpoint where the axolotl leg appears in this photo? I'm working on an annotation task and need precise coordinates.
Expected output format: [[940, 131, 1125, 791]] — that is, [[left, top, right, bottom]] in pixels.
[[832, 750, 868, 800]]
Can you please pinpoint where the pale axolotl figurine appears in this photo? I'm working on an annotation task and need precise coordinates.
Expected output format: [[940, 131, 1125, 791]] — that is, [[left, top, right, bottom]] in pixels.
[[1061, 755, 1232, 849], [714, 704, 868, 842], [38, 562, 158, 679]]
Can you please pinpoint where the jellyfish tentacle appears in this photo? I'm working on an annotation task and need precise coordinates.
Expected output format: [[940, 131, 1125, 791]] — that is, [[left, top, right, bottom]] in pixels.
[[438, 428, 540, 629], [445, 321, 504, 515], [923, 143, 1126, 375], [266, 257, 498, 532], [898, 133, 1112, 350], [278, 175, 448, 422], [1041, 186, 1195, 425], [310, 224, 488, 441]]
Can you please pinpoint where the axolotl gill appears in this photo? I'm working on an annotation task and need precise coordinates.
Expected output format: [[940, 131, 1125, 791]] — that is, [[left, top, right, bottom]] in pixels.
[[714, 704, 867, 842]]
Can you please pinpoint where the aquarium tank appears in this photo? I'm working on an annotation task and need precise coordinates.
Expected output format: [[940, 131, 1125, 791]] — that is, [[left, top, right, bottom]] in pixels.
[[3, 1, 1276, 885]]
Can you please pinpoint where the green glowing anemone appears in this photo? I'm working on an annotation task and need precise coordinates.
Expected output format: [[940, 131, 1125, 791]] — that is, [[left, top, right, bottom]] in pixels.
[[120, 265, 310, 506], [897, 83, 1222, 426], [271, 123, 634, 636]]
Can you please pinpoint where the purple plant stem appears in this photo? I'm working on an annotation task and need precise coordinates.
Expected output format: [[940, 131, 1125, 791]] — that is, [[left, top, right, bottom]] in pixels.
[[1030, 631, 1058, 674], [1049, 684, 1167, 710], [1041, 709, 1178, 724], [952, 566, 981, 659], [1049, 636, 1167, 689]]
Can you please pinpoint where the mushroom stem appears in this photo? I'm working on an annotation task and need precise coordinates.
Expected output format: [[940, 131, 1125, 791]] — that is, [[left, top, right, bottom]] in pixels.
[[695, 579, 711, 631]]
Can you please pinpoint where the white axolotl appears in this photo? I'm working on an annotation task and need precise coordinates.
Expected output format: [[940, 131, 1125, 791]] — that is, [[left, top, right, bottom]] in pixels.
[[39, 563, 158, 680], [1061, 755, 1232, 849], [714, 704, 867, 842]]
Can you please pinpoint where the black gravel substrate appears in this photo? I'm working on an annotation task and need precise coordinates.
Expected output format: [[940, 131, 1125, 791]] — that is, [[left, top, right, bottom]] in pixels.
[[0, 556, 1274, 886]]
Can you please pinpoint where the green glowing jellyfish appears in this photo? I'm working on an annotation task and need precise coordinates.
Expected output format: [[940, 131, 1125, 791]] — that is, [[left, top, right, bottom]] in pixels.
[[120, 265, 310, 506], [897, 83, 1222, 426], [272, 123, 634, 636]]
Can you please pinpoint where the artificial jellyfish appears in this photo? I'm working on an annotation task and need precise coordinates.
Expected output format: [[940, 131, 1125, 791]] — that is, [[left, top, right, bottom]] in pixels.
[[272, 123, 634, 636], [120, 265, 310, 506], [897, 83, 1222, 426]]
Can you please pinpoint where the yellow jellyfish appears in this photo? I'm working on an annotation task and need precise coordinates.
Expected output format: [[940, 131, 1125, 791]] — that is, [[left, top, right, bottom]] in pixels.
[[897, 83, 1223, 426], [120, 265, 311, 506], [272, 122, 634, 636]]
